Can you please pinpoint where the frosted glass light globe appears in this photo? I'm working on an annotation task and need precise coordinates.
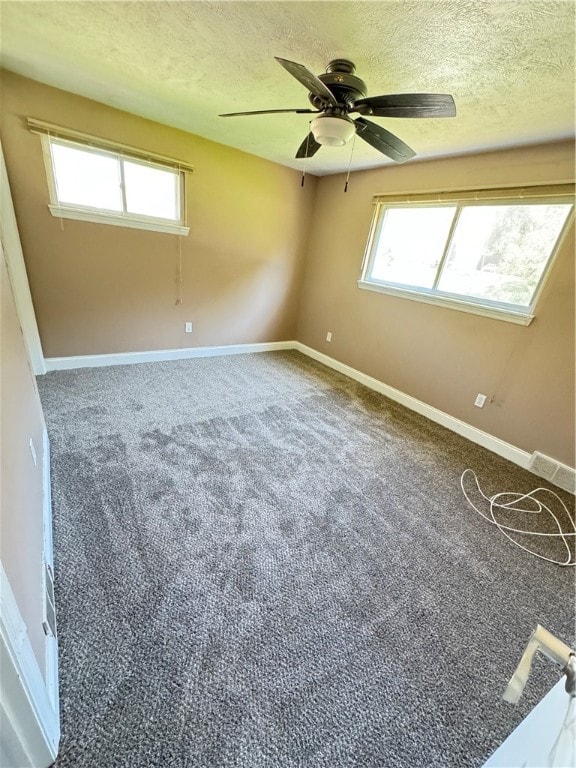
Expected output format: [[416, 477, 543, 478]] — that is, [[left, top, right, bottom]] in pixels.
[[310, 115, 355, 147]]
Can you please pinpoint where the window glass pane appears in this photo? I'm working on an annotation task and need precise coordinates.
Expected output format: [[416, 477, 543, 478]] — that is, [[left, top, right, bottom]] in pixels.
[[51, 142, 122, 211], [437, 205, 572, 306], [123, 160, 179, 220], [369, 206, 456, 288]]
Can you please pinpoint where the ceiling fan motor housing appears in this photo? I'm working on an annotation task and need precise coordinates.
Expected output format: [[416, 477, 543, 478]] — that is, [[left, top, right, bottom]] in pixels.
[[309, 59, 367, 109]]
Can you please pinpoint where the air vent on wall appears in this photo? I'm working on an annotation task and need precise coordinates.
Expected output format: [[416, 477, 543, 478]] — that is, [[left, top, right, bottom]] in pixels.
[[529, 452, 576, 494], [42, 562, 57, 637]]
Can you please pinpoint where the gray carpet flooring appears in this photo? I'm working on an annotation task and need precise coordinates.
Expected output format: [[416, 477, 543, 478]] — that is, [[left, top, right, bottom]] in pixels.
[[38, 350, 575, 768]]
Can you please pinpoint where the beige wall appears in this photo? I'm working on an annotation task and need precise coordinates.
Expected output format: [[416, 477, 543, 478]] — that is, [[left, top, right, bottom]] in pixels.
[[0, 71, 317, 357], [297, 141, 575, 467], [1, 70, 574, 468], [0, 242, 47, 672]]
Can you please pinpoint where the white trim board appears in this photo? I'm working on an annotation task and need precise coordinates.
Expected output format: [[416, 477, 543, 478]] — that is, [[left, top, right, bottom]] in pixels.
[[42, 428, 59, 715], [0, 563, 60, 768], [48, 204, 190, 236], [44, 341, 294, 371], [0, 142, 46, 375], [0, 432, 59, 768], [44, 338, 573, 478], [293, 342, 532, 470]]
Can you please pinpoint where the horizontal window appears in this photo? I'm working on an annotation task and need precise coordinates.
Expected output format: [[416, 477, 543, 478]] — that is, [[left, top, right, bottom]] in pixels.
[[359, 188, 574, 324], [40, 135, 189, 235]]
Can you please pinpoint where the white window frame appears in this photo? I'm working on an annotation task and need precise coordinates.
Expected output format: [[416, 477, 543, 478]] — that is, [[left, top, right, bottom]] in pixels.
[[358, 188, 574, 326], [41, 136, 190, 236]]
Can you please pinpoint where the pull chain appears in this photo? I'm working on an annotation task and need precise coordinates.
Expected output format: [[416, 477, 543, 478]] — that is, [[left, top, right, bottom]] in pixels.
[[175, 234, 183, 306], [344, 133, 357, 193]]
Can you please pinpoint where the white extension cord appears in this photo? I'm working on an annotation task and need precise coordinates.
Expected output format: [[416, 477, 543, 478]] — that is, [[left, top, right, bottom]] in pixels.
[[460, 469, 576, 567]]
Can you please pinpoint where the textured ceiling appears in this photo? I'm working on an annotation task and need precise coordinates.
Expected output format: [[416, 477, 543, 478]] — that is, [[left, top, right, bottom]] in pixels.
[[0, 1, 574, 175]]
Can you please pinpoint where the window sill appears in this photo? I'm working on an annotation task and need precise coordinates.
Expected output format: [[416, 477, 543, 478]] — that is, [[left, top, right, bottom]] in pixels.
[[357, 280, 534, 326], [48, 205, 190, 236]]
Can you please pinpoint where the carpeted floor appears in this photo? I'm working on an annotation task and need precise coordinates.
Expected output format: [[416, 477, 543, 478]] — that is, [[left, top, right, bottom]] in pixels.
[[38, 350, 575, 768]]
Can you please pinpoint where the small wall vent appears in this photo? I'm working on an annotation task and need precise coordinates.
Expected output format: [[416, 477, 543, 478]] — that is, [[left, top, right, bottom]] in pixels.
[[42, 562, 57, 638], [529, 452, 576, 494]]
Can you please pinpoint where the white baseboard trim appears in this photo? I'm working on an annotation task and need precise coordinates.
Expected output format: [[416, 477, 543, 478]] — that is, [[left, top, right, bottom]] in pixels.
[[44, 340, 294, 371], [293, 342, 532, 471]]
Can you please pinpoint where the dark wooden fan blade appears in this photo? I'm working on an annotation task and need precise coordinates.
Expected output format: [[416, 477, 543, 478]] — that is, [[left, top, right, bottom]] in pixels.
[[295, 132, 321, 158], [354, 118, 416, 162], [220, 108, 319, 117], [275, 57, 337, 105], [354, 93, 456, 118]]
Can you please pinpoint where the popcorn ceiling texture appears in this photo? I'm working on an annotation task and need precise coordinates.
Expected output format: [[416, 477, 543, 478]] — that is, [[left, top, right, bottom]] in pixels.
[[1, 0, 574, 174]]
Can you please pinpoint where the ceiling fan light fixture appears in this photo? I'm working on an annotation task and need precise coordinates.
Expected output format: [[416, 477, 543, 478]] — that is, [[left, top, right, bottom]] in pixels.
[[310, 115, 355, 147]]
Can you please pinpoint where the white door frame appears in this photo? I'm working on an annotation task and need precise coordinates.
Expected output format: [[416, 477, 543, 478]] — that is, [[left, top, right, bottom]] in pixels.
[[1, 139, 58, 766], [0, 141, 45, 375], [0, 563, 59, 768]]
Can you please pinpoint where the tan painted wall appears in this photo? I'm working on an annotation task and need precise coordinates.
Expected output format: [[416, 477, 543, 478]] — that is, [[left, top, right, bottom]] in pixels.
[[297, 142, 575, 467], [0, 242, 47, 672], [1, 71, 574, 467], [0, 71, 317, 357]]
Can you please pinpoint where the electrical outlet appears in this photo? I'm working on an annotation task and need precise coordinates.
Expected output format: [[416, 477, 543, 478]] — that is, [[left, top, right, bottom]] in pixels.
[[185, 322, 193, 333], [326, 332, 332, 342], [474, 393, 487, 408]]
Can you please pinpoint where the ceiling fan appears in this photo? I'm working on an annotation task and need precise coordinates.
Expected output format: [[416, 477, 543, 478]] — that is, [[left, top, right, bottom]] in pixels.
[[220, 58, 456, 163]]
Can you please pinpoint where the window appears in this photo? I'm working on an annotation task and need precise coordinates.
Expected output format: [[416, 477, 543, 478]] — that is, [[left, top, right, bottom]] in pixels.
[[359, 187, 573, 324], [39, 133, 190, 236]]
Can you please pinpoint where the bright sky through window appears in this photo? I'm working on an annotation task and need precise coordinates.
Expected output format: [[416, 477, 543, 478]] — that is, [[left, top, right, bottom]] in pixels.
[[371, 207, 456, 288], [123, 160, 179, 220], [45, 138, 184, 233], [51, 143, 123, 212]]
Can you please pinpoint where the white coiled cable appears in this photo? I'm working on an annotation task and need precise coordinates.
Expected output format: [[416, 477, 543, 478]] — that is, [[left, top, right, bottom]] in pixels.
[[460, 469, 576, 567]]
